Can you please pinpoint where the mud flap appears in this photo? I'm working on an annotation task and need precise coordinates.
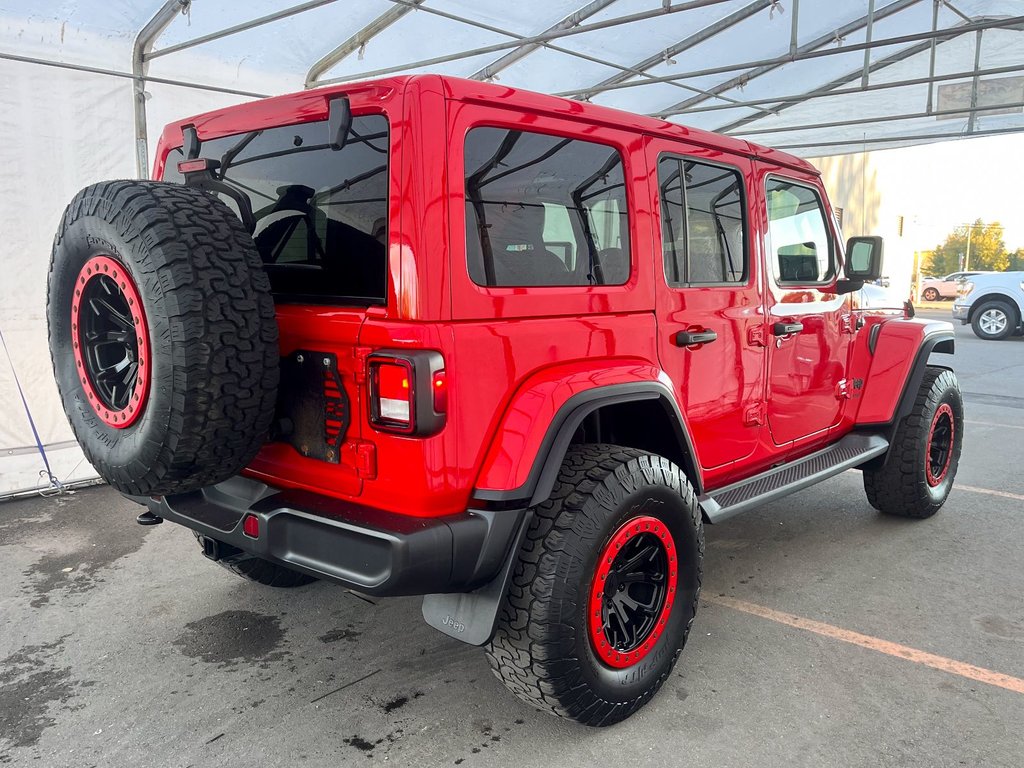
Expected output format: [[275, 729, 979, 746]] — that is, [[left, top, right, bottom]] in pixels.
[[421, 511, 532, 646]]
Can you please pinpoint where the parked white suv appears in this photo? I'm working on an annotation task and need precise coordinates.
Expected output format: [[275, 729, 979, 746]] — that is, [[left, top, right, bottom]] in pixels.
[[952, 272, 1024, 340], [921, 271, 982, 301]]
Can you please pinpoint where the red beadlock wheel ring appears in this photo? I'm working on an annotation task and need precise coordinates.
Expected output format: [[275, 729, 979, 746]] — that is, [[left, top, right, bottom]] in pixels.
[[71, 255, 150, 429], [925, 403, 955, 487], [588, 515, 678, 669]]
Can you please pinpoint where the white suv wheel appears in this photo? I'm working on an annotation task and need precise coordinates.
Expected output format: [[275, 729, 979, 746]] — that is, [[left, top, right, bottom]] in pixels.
[[979, 308, 1008, 335]]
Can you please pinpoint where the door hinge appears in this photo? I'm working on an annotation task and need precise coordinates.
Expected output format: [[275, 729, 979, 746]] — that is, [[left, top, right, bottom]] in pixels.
[[840, 315, 855, 334], [835, 379, 853, 399], [743, 403, 765, 426], [748, 325, 767, 347], [353, 346, 372, 383]]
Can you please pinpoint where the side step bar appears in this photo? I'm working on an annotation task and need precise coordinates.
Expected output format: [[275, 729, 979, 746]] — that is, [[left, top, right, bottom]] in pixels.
[[699, 433, 889, 524]]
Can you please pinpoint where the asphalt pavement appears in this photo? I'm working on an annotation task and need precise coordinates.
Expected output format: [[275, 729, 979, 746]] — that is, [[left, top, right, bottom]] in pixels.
[[2, 306, 1022, 767]]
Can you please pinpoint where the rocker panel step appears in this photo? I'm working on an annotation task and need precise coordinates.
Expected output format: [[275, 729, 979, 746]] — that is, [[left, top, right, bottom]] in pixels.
[[699, 434, 889, 524]]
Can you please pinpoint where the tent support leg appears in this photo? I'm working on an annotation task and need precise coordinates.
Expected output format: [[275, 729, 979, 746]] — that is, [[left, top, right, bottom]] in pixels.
[[132, 0, 191, 179]]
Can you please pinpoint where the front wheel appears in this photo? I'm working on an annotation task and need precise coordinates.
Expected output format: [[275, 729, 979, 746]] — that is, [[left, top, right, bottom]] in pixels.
[[486, 445, 703, 726], [971, 300, 1015, 340], [863, 367, 963, 518]]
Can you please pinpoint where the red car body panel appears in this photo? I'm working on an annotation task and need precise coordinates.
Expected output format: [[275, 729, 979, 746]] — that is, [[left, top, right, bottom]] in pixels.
[[152, 75, 942, 519]]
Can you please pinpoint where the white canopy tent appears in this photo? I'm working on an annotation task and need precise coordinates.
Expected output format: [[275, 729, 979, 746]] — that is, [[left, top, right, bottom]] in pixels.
[[1, 0, 1022, 497]]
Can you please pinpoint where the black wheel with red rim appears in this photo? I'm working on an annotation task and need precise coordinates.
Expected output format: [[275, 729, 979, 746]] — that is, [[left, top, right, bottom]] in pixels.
[[72, 255, 150, 428], [48, 180, 279, 496], [863, 366, 963, 518], [487, 445, 703, 727], [588, 515, 677, 669]]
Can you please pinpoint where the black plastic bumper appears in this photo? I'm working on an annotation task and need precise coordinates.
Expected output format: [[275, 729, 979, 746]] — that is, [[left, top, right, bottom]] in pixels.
[[131, 476, 526, 597]]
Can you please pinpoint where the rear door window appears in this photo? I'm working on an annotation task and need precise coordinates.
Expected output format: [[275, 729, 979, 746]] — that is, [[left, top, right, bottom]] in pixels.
[[464, 127, 630, 287], [162, 114, 389, 304], [657, 155, 747, 286]]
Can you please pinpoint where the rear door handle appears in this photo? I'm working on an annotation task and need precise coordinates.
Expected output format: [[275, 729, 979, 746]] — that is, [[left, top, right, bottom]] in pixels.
[[772, 322, 804, 336], [674, 329, 718, 346]]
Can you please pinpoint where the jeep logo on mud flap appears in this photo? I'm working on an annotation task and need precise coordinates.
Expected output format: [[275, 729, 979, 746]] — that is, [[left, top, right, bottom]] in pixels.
[[442, 614, 466, 634]]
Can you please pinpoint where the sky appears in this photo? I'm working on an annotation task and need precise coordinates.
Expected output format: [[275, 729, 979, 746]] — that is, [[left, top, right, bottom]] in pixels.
[[864, 133, 1024, 253]]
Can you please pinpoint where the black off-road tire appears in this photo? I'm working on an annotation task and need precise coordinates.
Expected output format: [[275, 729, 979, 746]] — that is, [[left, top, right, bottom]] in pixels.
[[863, 367, 963, 518], [486, 445, 703, 726], [970, 299, 1016, 340], [193, 533, 316, 588], [47, 181, 279, 496]]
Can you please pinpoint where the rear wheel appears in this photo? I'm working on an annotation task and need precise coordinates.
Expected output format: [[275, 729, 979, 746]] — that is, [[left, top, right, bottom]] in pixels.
[[921, 287, 939, 301], [863, 367, 963, 518], [486, 445, 703, 726], [970, 300, 1015, 340]]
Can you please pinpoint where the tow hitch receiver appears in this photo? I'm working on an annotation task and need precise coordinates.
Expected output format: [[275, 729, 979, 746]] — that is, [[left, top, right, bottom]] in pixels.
[[198, 535, 221, 561]]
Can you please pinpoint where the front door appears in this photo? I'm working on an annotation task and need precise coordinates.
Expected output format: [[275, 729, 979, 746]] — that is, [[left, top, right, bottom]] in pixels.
[[759, 168, 852, 446], [649, 139, 766, 470]]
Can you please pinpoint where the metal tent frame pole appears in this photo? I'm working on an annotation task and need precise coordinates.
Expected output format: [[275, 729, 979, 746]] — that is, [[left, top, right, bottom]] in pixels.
[[132, 0, 191, 179]]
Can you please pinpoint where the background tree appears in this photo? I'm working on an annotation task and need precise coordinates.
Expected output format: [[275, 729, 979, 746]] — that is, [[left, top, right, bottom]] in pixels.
[[923, 219, 1008, 275], [1009, 248, 1024, 272]]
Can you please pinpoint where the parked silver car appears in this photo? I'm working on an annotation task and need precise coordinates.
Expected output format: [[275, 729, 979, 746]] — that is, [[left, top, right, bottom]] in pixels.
[[921, 271, 982, 300], [952, 272, 1024, 340]]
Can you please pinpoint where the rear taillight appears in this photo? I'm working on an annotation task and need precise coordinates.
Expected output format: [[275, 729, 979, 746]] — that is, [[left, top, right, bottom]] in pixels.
[[370, 357, 415, 432], [368, 351, 446, 436]]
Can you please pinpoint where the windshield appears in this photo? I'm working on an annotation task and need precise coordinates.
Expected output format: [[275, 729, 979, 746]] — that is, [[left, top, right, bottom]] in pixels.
[[162, 114, 389, 305]]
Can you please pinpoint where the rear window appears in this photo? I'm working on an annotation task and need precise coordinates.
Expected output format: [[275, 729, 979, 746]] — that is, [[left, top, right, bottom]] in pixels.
[[162, 114, 389, 304], [464, 127, 630, 287]]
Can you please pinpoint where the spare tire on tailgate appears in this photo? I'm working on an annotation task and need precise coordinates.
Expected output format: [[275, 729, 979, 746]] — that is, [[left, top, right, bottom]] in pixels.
[[47, 180, 279, 496]]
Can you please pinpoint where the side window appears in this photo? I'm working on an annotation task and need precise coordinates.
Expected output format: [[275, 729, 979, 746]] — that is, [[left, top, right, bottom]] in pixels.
[[765, 178, 834, 284], [464, 127, 630, 287], [657, 155, 746, 286]]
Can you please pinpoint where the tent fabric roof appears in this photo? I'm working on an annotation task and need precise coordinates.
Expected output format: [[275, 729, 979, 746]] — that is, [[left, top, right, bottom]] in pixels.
[[6, 0, 1024, 158]]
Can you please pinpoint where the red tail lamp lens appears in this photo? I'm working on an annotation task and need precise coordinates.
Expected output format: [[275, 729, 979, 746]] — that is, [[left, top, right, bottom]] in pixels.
[[432, 370, 447, 414], [242, 514, 259, 539], [370, 359, 414, 431]]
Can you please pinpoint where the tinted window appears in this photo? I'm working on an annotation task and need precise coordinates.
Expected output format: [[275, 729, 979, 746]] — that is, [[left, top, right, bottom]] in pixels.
[[464, 128, 629, 287], [658, 156, 746, 286], [766, 179, 834, 284], [162, 115, 389, 304]]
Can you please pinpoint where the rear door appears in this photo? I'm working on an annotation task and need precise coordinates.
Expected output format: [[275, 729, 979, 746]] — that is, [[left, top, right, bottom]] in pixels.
[[648, 138, 766, 470], [758, 167, 852, 446], [160, 101, 399, 498]]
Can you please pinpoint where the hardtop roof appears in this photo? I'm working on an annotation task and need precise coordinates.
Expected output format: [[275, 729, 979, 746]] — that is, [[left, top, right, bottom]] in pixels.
[[159, 74, 817, 176]]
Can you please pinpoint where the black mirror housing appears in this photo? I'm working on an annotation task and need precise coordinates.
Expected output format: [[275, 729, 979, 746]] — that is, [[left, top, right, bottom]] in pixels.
[[844, 236, 883, 280]]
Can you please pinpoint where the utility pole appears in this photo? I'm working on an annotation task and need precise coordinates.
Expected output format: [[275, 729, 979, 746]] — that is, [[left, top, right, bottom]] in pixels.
[[964, 225, 972, 270]]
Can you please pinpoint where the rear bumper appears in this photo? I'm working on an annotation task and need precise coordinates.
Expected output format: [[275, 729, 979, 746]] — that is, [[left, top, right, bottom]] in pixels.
[[131, 477, 526, 597]]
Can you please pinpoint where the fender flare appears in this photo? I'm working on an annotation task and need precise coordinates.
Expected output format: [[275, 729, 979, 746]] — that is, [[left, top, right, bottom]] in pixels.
[[858, 326, 954, 449], [887, 331, 954, 439], [472, 381, 702, 507]]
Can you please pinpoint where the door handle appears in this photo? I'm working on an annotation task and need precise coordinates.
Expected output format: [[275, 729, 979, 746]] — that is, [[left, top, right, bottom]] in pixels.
[[772, 321, 804, 336], [674, 329, 718, 346]]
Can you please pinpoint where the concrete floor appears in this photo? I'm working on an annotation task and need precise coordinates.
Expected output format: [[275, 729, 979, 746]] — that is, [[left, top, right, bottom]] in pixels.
[[2, 308, 1022, 767]]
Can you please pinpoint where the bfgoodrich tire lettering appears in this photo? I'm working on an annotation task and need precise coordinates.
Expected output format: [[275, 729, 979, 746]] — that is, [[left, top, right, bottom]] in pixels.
[[486, 444, 703, 726], [47, 181, 279, 496], [862, 367, 963, 518]]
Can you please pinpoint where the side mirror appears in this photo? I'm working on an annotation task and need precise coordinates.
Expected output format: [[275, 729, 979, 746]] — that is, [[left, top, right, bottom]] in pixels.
[[845, 236, 883, 280]]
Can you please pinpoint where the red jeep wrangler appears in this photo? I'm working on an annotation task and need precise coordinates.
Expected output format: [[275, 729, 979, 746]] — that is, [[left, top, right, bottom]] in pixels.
[[48, 75, 962, 726]]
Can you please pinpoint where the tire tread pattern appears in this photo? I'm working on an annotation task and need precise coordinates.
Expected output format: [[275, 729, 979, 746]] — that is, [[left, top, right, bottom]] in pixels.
[[863, 367, 962, 518], [485, 444, 703, 726], [48, 181, 278, 496]]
